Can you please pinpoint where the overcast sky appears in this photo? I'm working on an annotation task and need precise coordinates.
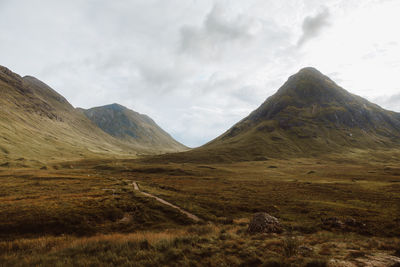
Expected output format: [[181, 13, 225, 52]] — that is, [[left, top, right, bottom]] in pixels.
[[1, 0, 399, 147]]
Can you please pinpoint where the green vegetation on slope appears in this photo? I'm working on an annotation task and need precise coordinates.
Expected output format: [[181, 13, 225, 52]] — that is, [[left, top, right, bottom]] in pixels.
[[0, 65, 187, 167], [149, 67, 400, 163], [80, 103, 187, 153], [0, 66, 140, 166]]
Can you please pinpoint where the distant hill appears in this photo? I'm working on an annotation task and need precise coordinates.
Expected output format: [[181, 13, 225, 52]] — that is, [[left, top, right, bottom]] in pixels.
[[79, 104, 187, 152], [0, 65, 185, 167], [150, 67, 400, 163]]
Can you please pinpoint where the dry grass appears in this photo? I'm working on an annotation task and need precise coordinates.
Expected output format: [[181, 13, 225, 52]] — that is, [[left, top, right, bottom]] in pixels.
[[1, 149, 400, 265], [0, 229, 188, 255], [0, 168, 194, 239], [115, 155, 400, 237], [1, 219, 399, 266]]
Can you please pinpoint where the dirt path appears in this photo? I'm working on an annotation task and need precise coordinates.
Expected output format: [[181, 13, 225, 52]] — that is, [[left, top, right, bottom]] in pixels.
[[132, 182, 201, 222]]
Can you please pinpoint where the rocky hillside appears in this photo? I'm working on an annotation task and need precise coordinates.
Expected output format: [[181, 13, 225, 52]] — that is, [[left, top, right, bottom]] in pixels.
[[151, 67, 400, 162], [0, 65, 184, 167], [79, 104, 187, 152]]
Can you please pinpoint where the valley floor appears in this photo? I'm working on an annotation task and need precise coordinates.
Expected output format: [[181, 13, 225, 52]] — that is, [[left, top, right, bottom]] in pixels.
[[1, 152, 400, 266]]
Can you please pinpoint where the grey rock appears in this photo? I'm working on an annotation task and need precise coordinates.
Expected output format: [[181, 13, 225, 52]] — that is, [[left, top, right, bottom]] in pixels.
[[247, 212, 283, 234]]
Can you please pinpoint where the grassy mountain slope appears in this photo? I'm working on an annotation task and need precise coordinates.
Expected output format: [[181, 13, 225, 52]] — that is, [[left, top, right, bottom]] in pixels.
[[150, 67, 400, 163], [79, 104, 187, 152], [0, 66, 165, 166]]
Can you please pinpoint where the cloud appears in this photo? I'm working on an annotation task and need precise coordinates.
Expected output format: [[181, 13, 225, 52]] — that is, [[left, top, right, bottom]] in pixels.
[[374, 93, 400, 112], [387, 94, 400, 109], [297, 7, 331, 47], [179, 4, 259, 60]]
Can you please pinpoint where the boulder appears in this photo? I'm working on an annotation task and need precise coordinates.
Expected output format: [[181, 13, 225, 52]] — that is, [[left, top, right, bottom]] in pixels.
[[247, 212, 283, 234]]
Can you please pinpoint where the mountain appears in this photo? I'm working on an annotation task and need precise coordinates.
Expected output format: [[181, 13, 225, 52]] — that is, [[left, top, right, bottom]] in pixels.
[[151, 67, 400, 163], [79, 104, 187, 152], [0, 65, 185, 167]]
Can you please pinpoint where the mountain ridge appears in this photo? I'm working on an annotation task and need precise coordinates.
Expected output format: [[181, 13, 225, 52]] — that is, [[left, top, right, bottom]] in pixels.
[[0, 65, 186, 167], [220, 67, 400, 140], [147, 67, 400, 163], [79, 103, 187, 152]]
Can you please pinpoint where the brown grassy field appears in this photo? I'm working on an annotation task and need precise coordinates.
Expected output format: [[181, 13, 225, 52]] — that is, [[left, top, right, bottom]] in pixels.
[[1, 150, 400, 266]]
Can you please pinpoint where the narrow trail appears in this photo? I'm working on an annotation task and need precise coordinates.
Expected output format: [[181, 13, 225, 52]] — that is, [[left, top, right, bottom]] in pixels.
[[132, 182, 201, 222]]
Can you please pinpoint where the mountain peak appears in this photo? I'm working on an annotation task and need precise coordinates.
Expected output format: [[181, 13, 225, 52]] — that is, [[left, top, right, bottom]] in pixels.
[[81, 103, 187, 151], [288, 67, 332, 84], [241, 68, 394, 132], [186, 68, 400, 162], [273, 67, 347, 107], [297, 66, 323, 74], [105, 103, 126, 111]]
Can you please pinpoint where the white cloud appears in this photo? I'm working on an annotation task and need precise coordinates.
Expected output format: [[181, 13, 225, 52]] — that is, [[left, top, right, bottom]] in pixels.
[[179, 4, 256, 59]]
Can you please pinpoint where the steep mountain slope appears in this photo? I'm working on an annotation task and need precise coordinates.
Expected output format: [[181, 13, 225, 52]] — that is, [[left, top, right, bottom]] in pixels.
[[0, 65, 184, 167], [152, 67, 400, 162], [79, 104, 187, 152], [0, 65, 134, 166]]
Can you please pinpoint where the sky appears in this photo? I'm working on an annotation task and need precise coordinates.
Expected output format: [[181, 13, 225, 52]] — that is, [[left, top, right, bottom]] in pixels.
[[0, 0, 399, 147]]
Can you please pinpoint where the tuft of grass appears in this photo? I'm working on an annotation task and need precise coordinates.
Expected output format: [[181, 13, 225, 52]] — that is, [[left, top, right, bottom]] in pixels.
[[282, 236, 299, 257]]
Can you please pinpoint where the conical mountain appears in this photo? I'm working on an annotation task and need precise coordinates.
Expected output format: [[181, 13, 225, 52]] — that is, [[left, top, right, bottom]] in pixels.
[[217, 67, 400, 143], [79, 104, 187, 152], [154, 67, 400, 163]]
